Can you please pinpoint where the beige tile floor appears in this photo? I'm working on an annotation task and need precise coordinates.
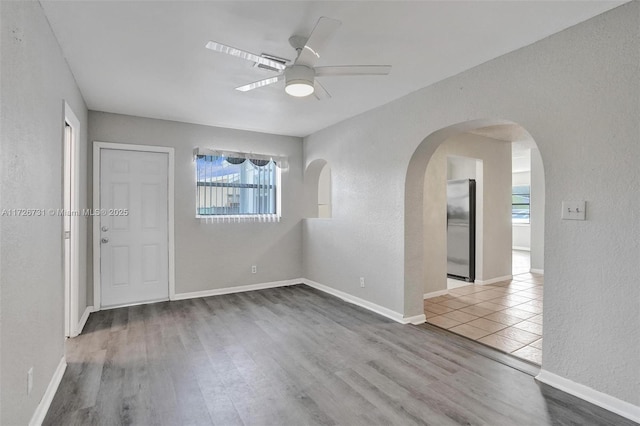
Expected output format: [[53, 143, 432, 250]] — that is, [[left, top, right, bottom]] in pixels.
[[424, 272, 544, 364]]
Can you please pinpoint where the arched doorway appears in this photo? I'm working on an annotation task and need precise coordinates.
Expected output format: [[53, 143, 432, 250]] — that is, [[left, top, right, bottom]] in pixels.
[[406, 119, 545, 364]]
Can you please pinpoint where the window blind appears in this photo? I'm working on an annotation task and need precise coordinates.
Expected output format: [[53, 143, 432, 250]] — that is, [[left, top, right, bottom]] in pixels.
[[512, 185, 530, 224]]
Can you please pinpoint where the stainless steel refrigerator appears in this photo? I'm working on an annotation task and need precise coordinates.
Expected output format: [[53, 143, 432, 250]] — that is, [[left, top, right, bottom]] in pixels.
[[446, 179, 476, 282]]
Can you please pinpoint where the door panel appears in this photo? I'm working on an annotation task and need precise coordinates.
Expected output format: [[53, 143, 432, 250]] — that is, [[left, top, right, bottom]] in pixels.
[[111, 246, 130, 286], [100, 149, 169, 307], [142, 244, 160, 283], [111, 183, 130, 230], [141, 183, 159, 228]]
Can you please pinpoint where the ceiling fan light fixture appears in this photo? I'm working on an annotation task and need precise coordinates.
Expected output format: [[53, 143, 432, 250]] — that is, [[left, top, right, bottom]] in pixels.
[[285, 81, 315, 97], [284, 65, 315, 97]]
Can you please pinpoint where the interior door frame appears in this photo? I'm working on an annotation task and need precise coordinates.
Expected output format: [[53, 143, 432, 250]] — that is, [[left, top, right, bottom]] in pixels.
[[64, 102, 80, 337], [92, 141, 176, 310]]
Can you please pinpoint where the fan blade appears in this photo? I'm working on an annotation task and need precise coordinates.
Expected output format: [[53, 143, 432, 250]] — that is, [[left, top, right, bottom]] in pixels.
[[295, 17, 341, 68], [313, 80, 331, 100], [206, 41, 286, 71], [235, 75, 283, 92], [315, 65, 392, 77]]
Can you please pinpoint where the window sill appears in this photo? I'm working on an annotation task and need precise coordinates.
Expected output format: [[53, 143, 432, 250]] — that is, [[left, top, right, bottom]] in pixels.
[[197, 214, 281, 223]]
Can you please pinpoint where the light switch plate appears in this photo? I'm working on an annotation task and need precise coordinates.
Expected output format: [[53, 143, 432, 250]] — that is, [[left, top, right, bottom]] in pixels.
[[561, 201, 586, 220]]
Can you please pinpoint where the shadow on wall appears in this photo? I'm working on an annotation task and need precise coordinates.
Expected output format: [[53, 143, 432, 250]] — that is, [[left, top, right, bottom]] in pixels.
[[304, 159, 332, 219]]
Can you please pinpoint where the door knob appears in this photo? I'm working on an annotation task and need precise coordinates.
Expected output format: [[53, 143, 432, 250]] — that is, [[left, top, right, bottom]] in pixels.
[[101, 226, 109, 232], [101, 237, 109, 244]]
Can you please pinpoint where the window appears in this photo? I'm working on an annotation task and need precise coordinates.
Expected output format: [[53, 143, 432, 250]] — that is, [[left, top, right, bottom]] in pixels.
[[196, 153, 280, 220], [512, 185, 530, 224]]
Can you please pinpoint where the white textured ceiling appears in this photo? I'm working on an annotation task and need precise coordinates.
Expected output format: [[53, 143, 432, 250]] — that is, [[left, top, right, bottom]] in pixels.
[[470, 124, 532, 144], [41, 1, 625, 137]]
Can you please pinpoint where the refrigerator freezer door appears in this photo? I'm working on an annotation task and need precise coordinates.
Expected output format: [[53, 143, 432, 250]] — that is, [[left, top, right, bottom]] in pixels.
[[447, 179, 475, 281]]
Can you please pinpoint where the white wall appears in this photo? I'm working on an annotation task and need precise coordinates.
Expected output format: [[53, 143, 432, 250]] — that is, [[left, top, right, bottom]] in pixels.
[[304, 2, 639, 407], [423, 134, 512, 295], [530, 148, 545, 272], [512, 226, 530, 250], [0, 2, 89, 423], [88, 112, 303, 297], [512, 170, 530, 186], [317, 164, 332, 218], [447, 155, 477, 180]]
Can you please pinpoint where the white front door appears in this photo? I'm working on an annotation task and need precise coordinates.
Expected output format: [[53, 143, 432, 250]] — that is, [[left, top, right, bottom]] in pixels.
[[100, 149, 169, 308]]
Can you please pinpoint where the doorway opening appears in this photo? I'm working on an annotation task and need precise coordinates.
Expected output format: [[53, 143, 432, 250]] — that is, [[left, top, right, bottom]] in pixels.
[[406, 120, 545, 365], [512, 250, 530, 275], [63, 102, 80, 337]]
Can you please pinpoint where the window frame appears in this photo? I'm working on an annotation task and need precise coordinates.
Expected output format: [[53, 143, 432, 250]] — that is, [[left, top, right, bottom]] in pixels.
[[512, 184, 531, 224], [195, 153, 282, 221]]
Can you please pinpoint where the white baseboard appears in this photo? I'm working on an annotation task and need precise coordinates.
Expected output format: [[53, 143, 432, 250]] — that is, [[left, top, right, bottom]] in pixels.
[[176, 277, 424, 325], [447, 278, 470, 289], [424, 289, 449, 299], [404, 314, 426, 325], [475, 275, 513, 285], [512, 246, 531, 251], [73, 306, 94, 337], [100, 298, 170, 311], [536, 370, 640, 423], [29, 356, 66, 426], [302, 278, 419, 324], [530, 268, 544, 275], [172, 279, 300, 301], [98, 276, 426, 326]]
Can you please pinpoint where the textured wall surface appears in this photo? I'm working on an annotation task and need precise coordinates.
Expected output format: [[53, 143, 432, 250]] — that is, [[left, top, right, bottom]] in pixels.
[[304, 2, 639, 405], [0, 2, 88, 424], [88, 112, 304, 297], [530, 148, 545, 271], [423, 144, 448, 294]]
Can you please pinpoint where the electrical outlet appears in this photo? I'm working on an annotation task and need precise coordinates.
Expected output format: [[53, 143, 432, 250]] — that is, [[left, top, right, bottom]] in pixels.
[[27, 367, 33, 395], [251, 265, 257, 274], [359, 277, 365, 288]]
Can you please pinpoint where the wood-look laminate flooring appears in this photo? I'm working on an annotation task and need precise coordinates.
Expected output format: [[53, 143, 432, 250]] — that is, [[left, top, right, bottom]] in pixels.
[[45, 284, 633, 426]]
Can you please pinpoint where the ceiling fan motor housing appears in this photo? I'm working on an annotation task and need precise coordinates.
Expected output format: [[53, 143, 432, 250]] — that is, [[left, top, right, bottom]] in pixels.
[[285, 65, 315, 97]]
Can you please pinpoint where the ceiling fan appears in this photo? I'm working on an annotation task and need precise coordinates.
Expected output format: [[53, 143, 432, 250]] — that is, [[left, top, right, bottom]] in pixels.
[[205, 17, 391, 99]]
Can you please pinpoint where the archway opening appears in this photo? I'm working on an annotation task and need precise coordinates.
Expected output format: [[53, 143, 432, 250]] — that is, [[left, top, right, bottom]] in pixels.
[[406, 119, 545, 365]]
